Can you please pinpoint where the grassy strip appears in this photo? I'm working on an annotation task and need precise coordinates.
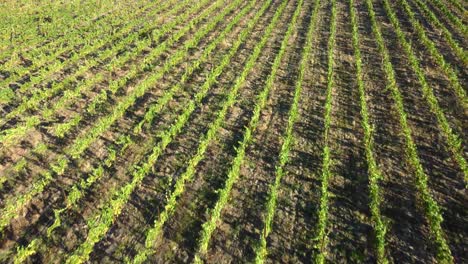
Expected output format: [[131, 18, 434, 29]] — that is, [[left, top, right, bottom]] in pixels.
[[0, 0, 237, 236], [313, 0, 337, 262], [12, 0, 255, 260], [63, 1, 250, 262], [132, 1, 287, 262], [251, 0, 317, 263], [399, 0, 467, 107], [349, 0, 387, 262], [412, 0, 467, 66], [427, 0, 467, 35], [366, 0, 453, 262], [384, 0, 468, 187]]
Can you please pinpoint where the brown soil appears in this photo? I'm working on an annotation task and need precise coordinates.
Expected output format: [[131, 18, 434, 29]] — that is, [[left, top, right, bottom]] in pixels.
[[0, 0, 466, 263]]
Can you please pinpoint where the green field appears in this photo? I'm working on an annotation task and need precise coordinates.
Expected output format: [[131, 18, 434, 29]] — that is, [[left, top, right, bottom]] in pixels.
[[0, 0, 466, 263]]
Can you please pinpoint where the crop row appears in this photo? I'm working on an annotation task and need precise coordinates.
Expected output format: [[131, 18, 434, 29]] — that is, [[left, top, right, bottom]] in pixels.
[[427, 0, 467, 35], [0, 0, 133, 60], [133, 1, 287, 262], [0, 0, 200, 148], [365, 0, 453, 262], [11, 0, 252, 251], [0, 0, 155, 63], [412, 0, 467, 66], [0, 0, 211, 190], [349, 0, 387, 262], [0, 0, 158, 90], [62, 0, 250, 262], [0, 0, 235, 236], [253, 0, 319, 263], [399, 0, 466, 107], [313, 0, 337, 262], [0, 1, 175, 118], [2, 0, 464, 262], [0, 0, 180, 121], [45, 0, 197, 138], [383, 0, 467, 187], [185, 2, 296, 263], [13, 136, 133, 263]]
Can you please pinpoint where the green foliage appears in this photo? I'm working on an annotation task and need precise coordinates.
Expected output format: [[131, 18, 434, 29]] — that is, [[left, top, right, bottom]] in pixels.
[[136, 27, 286, 257], [135, 0, 282, 261], [0, 0, 193, 145], [0, 0, 176, 91], [427, 0, 467, 35], [64, 1, 251, 263], [394, 0, 467, 183], [2, 1, 463, 263], [314, 0, 337, 262], [399, 0, 467, 106], [0, 87, 14, 103], [253, 0, 319, 263], [0, 0, 224, 242], [14, 239, 40, 264], [349, 0, 387, 262], [366, 0, 453, 262], [191, 2, 291, 262], [412, 0, 467, 66]]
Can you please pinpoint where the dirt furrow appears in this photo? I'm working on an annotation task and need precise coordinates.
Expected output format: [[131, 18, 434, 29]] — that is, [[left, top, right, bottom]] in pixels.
[[87, 1, 270, 262], [320, 0, 375, 262], [371, 0, 466, 260]]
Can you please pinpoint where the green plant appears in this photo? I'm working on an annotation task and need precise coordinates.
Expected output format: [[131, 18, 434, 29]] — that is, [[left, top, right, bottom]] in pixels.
[[313, 0, 337, 262], [366, 0, 453, 261], [349, 0, 387, 262]]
